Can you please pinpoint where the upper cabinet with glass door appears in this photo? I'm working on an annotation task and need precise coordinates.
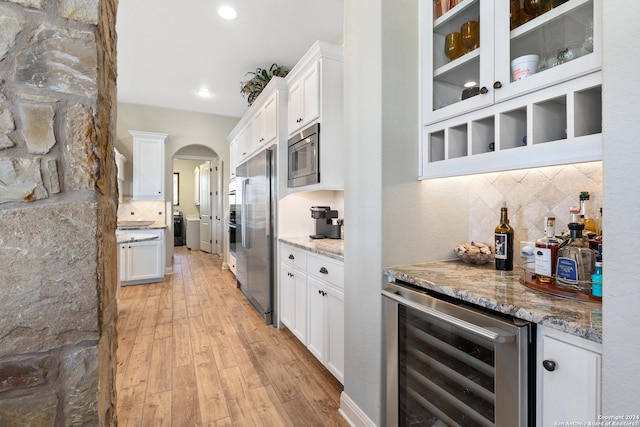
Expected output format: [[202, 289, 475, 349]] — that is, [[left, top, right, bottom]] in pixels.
[[423, 0, 601, 126]]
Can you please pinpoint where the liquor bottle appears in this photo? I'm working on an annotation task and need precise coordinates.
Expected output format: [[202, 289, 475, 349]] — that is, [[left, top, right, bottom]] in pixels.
[[494, 203, 514, 271], [556, 222, 595, 292], [580, 191, 597, 233], [534, 216, 562, 283]]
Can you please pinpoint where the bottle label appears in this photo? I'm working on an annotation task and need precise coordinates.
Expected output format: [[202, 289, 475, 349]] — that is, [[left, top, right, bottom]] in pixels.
[[535, 248, 552, 276], [556, 257, 578, 284], [495, 233, 509, 260]]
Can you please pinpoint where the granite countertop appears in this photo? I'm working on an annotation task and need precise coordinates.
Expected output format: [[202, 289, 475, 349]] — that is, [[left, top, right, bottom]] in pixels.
[[279, 236, 344, 262], [384, 260, 602, 343], [116, 233, 159, 244]]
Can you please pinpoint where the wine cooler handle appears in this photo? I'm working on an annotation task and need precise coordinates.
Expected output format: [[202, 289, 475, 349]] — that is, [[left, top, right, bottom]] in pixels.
[[382, 289, 516, 344]]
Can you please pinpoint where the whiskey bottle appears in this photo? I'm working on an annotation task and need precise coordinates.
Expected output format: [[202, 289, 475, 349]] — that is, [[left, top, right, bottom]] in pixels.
[[534, 216, 561, 283], [494, 204, 514, 271], [556, 222, 595, 292]]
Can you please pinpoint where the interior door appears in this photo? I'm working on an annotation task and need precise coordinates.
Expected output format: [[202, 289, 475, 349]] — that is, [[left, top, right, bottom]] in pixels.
[[213, 158, 223, 256], [199, 162, 212, 253]]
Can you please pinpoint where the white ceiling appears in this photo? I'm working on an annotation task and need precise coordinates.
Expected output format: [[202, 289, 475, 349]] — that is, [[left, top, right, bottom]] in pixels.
[[116, 0, 344, 119]]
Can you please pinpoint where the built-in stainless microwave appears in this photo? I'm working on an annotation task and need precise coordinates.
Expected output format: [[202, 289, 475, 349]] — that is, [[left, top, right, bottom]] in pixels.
[[288, 123, 319, 188]]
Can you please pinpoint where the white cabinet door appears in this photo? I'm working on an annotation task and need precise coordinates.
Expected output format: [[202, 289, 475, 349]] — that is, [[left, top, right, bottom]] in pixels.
[[306, 276, 326, 363], [287, 79, 302, 135], [537, 325, 602, 426], [127, 240, 163, 281], [229, 138, 238, 179], [288, 61, 320, 135], [118, 243, 128, 282], [280, 262, 307, 344], [262, 93, 278, 144], [130, 131, 167, 200], [326, 284, 344, 384]]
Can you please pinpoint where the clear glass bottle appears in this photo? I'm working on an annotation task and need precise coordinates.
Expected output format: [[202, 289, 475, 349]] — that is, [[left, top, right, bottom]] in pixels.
[[580, 191, 596, 234], [534, 216, 562, 283], [494, 203, 514, 271], [556, 222, 595, 292]]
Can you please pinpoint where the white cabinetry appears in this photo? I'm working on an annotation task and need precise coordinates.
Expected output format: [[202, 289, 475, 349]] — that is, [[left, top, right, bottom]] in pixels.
[[129, 131, 167, 200], [284, 41, 344, 193], [536, 325, 602, 426], [421, 0, 602, 178], [229, 78, 288, 168], [279, 242, 344, 384], [118, 228, 165, 285]]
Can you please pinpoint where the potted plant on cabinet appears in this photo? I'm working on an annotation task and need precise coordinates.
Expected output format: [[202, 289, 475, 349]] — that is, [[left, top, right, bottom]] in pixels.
[[240, 63, 289, 106]]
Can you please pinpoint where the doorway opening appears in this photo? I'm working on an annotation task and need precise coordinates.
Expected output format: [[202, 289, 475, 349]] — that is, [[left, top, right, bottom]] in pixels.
[[171, 145, 224, 262]]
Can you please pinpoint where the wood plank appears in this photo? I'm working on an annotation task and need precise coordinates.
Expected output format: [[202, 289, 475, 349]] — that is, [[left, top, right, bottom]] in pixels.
[[147, 336, 172, 394], [171, 364, 199, 426], [172, 320, 192, 367], [193, 352, 229, 424], [141, 390, 171, 427]]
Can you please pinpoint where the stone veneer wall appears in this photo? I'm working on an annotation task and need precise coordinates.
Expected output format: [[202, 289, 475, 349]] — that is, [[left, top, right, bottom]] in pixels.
[[0, 0, 118, 425]]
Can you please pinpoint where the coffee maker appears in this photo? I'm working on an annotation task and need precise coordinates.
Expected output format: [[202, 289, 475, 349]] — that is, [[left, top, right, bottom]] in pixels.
[[310, 206, 341, 239]]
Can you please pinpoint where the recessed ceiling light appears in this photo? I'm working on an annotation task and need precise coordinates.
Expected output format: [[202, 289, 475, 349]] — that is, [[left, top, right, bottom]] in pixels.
[[197, 88, 212, 98], [218, 6, 237, 20]]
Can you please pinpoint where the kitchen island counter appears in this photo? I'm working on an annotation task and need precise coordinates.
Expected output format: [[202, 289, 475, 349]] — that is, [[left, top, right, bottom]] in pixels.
[[385, 260, 602, 343], [279, 236, 344, 262]]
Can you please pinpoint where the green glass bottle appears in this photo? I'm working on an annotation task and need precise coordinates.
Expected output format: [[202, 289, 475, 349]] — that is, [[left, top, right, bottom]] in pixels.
[[495, 204, 514, 271]]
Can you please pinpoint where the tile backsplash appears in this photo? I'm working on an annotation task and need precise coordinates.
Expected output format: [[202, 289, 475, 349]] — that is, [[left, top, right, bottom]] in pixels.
[[469, 161, 602, 245], [117, 198, 166, 226]]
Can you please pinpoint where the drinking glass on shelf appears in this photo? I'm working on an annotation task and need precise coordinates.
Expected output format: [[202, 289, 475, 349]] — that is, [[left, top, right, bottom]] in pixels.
[[461, 20, 479, 52], [435, 0, 449, 18], [445, 32, 464, 61]]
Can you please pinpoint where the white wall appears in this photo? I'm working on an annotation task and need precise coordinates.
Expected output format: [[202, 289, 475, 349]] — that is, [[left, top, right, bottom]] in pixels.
[[601, 0, 640, 415], [278, 191, 344, 238]]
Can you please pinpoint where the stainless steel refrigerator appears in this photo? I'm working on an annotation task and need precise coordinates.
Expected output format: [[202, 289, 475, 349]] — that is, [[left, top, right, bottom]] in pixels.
[[235, 148, 276, 324]]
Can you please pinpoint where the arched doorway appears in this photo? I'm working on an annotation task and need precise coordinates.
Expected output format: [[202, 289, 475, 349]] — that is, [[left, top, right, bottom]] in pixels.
[[170, 145, 224, 266]]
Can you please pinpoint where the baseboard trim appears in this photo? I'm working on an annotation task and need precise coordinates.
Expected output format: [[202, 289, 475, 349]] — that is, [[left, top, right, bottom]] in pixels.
[[339, 392, 377, 427]]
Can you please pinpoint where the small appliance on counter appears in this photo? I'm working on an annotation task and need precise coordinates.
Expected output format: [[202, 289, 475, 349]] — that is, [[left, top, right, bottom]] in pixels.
[[310, 206, 342, 239]]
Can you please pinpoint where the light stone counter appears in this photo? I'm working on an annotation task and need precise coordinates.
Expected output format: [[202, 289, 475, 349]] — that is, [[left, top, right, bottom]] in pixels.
[[278, 236, 344, 262], [116, 233, 159, 244], [385, 260, 602, 343]]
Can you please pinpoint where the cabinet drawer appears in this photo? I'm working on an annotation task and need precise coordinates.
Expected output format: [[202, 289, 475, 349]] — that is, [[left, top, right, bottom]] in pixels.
[[281, 244, 307, 270], [307, 253, 343, 289]]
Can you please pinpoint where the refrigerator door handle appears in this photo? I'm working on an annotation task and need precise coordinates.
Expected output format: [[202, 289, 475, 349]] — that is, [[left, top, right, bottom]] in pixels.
[[241, 178, 249, 249]]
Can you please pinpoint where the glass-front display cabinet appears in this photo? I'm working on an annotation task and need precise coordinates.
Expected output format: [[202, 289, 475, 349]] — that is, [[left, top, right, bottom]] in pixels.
[[423, 0, 601, 125], [420, 0, 602, 179]]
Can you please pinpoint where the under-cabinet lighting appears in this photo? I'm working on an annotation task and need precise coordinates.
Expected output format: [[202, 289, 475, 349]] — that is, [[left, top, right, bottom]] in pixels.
[[464, 81, 477, 87], [218, 6, 237, 20], [197, 88, 212, 98]]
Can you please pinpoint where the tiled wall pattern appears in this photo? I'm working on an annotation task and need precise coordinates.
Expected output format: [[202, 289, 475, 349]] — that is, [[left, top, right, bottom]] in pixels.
[[469, 161, 603, 246], [117, 198, 166, 226]]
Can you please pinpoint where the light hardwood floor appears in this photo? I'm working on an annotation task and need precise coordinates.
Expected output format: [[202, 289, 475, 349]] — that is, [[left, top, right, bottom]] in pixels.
[[116, 246, 348, 427]]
